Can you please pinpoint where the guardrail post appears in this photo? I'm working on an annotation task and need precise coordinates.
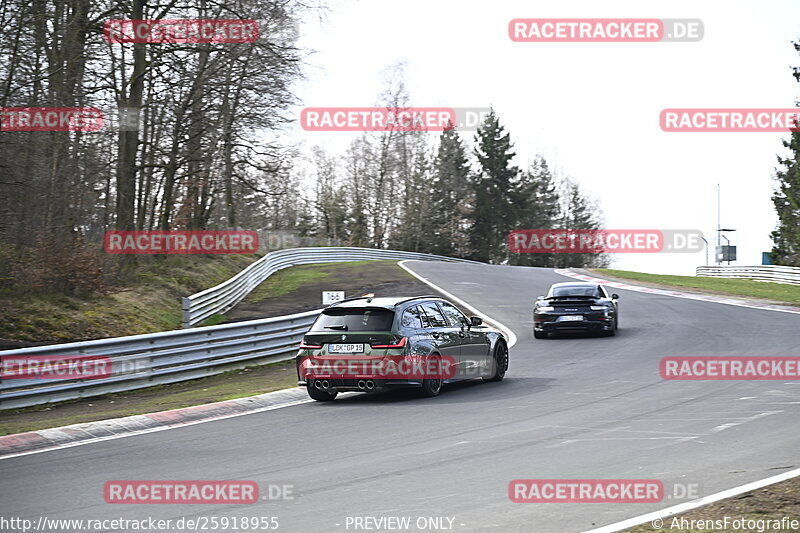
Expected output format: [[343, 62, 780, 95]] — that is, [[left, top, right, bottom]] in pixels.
[[179, 247, 480, 326], [181, 297, 192, 329]]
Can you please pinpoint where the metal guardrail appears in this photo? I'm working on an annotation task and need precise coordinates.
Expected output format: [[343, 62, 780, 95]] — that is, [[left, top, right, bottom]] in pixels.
[[696, 265, 800, 285], [0, 247, 476, 409], [182, 246, 477, 328], [0, 310, 320, 410]]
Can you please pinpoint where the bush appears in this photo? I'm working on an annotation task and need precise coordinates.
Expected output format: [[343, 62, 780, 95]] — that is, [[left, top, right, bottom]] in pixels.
[[5, 235, 106, 296]]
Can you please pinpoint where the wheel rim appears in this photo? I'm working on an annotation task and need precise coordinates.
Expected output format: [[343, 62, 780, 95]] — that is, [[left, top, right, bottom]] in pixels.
[[497, 346, 507, 377], [428, 356, 443, 392]]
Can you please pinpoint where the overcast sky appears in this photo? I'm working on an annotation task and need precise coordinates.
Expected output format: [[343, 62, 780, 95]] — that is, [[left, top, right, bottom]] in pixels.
[[285, 0, 800, 275]]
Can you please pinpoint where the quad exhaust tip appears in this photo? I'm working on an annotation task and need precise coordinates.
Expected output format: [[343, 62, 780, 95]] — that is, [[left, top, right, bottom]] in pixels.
[[317, 379, 374, 390]]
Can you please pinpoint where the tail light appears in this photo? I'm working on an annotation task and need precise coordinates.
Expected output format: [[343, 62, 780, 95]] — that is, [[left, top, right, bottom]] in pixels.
[[299, 339, 323, 349], [371, 337, 408, 349]]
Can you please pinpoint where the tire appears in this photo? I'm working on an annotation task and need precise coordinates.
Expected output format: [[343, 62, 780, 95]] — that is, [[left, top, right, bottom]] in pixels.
[[533, 329, 548, 339], [606, 317, 617, 337], [484, 342, 508, 382], [306, 381, 338, 401], [419, 355, 443, 397]]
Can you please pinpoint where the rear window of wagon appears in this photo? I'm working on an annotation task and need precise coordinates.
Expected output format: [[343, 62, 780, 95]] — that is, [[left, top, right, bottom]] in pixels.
[[310, 308, 395, 332]]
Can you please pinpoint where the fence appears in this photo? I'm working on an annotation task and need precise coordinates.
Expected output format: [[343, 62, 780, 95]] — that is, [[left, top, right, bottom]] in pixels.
[[696, 265, 800, 285], [1, 247, 475, 409], [182, 247, 477, 328], [0, 310, 319, 410]]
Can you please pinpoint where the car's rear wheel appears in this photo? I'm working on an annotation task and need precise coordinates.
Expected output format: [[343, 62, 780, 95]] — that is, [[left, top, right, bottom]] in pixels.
[[533, 329, 548, 339], [484, 342, 508, 382], [307, 381, 338, 401], [419, 355, 443, 397], [606, 317, 618, 336]]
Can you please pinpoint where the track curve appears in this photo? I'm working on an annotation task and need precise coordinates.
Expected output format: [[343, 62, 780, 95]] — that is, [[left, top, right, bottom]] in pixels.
[[2, 261, 799, 533]]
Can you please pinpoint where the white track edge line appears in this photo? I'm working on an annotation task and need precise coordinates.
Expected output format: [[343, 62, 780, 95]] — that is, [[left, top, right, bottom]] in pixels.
[[563, 266, 800, 531], [555, 269, 800, 316], [0, 398, 313, 461], [3, 259, 512, 460], [398, 260, 518, 348], [582, 466, 800, 533]]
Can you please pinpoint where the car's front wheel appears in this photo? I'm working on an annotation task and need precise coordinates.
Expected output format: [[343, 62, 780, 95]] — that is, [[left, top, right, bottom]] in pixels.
[[307, 381, 338, 401], [484, 342, 508, 382]]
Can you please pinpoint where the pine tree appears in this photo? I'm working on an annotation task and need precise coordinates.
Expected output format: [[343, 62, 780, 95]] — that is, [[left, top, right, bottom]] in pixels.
[[770, 41, 800, 266], [510, 156, 561, 266], [770, 128, 800, 265], [557, 180, 608, 268], [469, 110, 520, 263], [429, 128, 472, 257]]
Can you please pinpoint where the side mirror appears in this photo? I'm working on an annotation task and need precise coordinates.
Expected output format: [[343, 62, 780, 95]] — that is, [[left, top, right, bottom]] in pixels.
[[469, 316, 483, 327], [611, 294, 620, 300], [536, 296, 544, 301]]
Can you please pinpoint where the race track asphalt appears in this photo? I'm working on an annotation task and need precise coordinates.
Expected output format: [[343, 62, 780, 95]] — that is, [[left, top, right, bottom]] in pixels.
[[2, 261, 799, 533]]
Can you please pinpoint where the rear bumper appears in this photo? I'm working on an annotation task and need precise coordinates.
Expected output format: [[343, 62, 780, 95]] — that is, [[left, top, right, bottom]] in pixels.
[[300, 377, 423, 392], [534, 313, 614, 332], [538, 322, 612, 332]]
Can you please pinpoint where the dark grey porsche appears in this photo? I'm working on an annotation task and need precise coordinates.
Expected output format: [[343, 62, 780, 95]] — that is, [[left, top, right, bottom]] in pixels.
[[533, 282, 619, 339], [296, 296, 509, 401]]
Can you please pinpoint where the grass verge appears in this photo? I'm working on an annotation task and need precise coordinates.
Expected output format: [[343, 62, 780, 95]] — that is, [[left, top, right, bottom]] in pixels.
[[624, 475, 800, 532], [1, 260, 435, 435], [0, 254, 257, 344], [225, 260, 426, 321], [0, 361, 299, 436], [242, 260, 376, 303], [593, 269, 800, 306]]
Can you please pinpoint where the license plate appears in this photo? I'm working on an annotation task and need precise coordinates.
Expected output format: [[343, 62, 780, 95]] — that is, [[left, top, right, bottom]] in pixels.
[[558, 315, 583, 322], [328, 343, 365, 354]]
